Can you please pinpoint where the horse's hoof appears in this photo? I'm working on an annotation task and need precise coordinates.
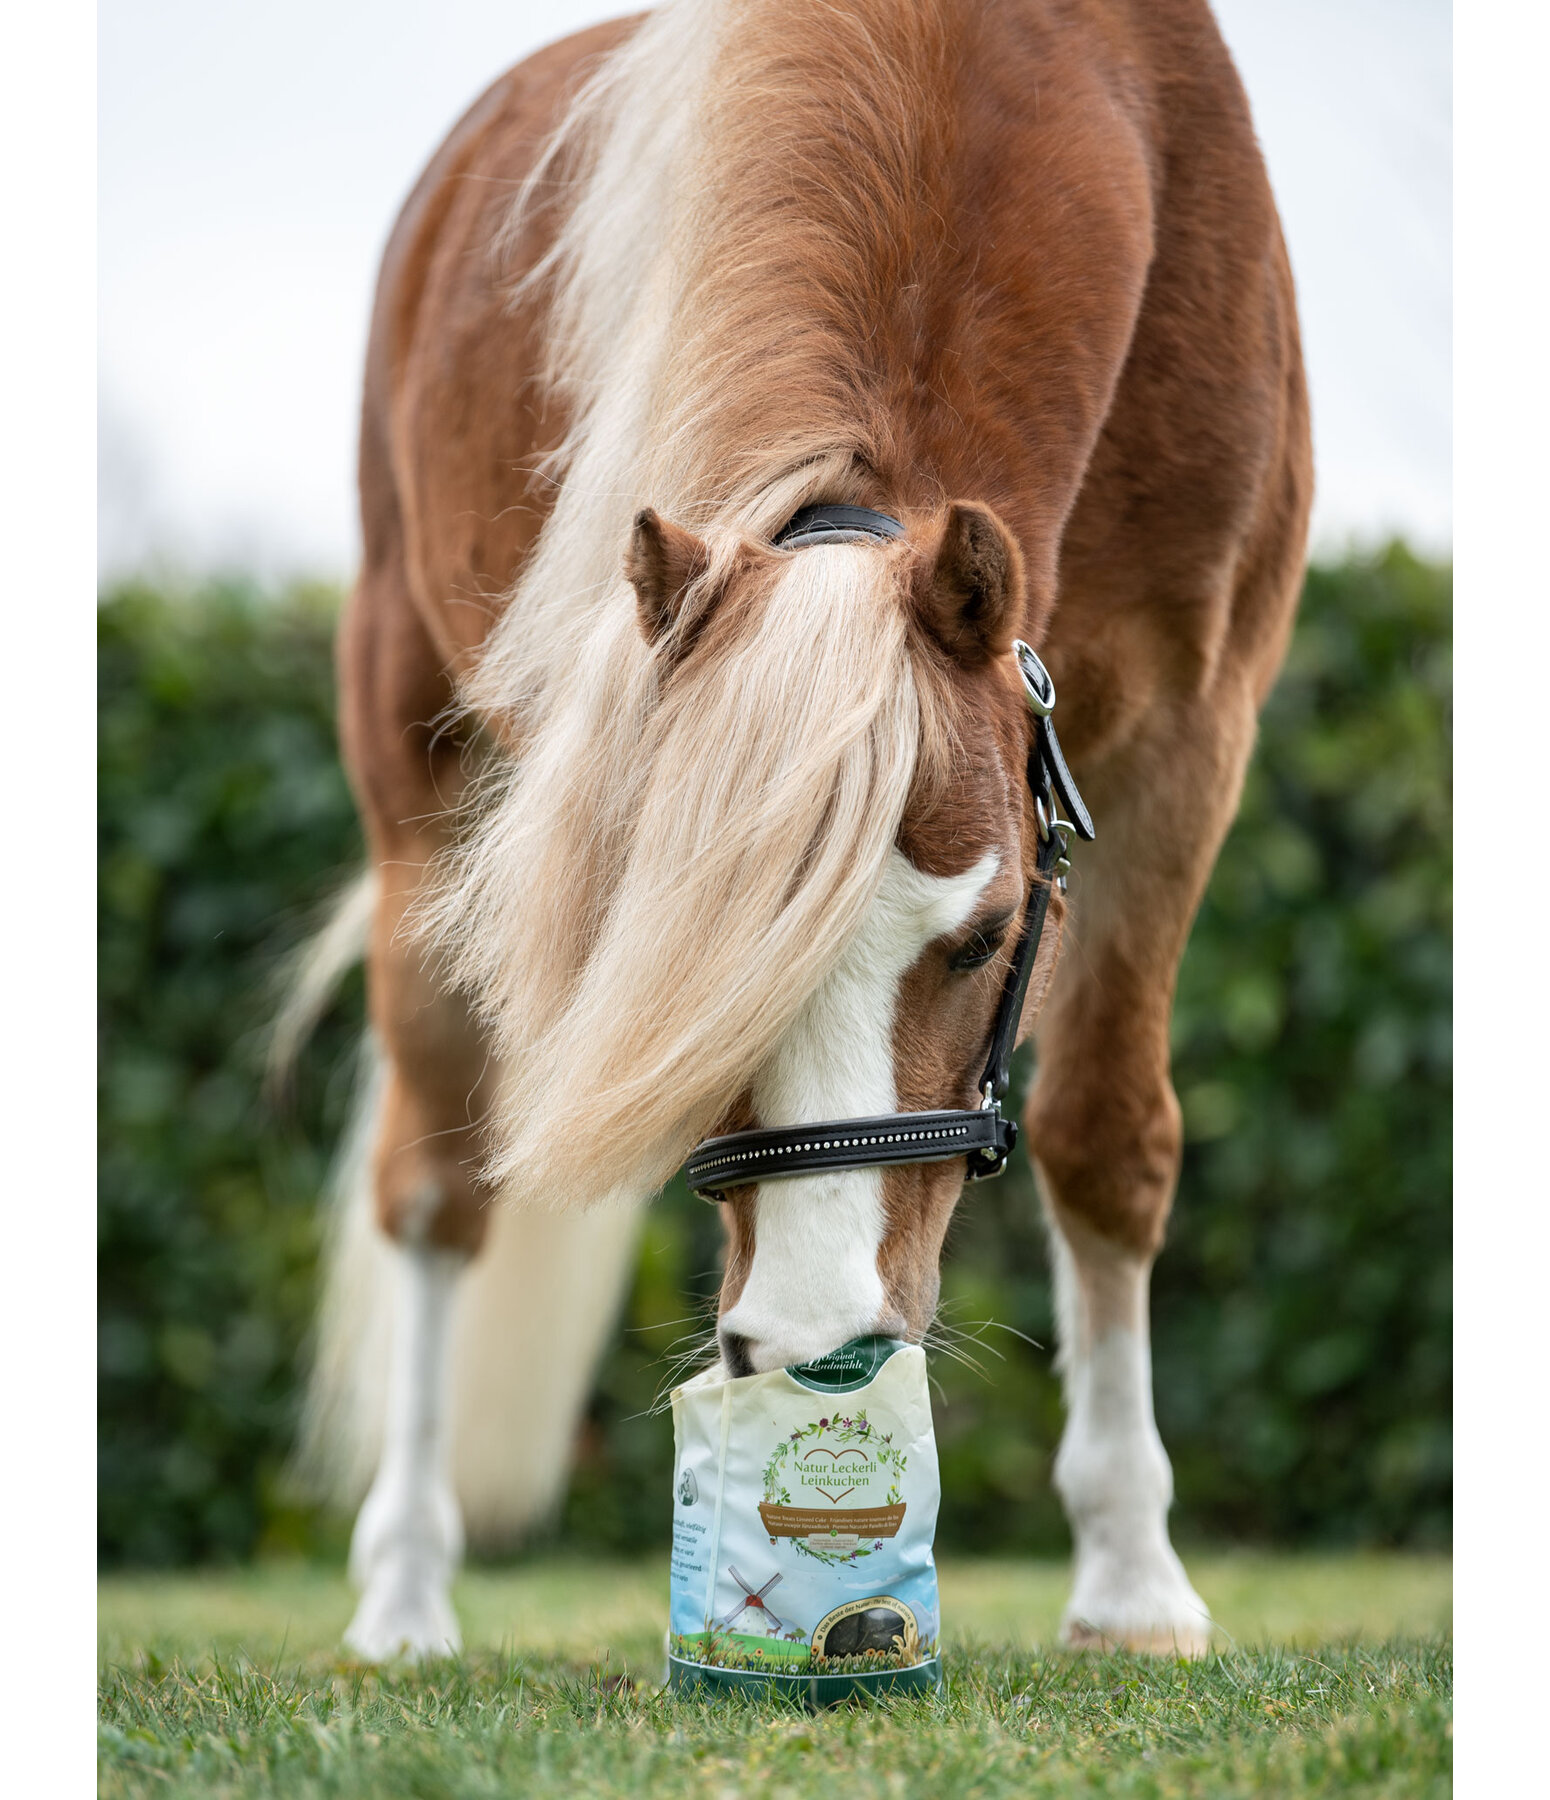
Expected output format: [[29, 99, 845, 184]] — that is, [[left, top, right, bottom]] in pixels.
[[1060, 1614, 1214, 1658], [343, 1576, 462, 1663]]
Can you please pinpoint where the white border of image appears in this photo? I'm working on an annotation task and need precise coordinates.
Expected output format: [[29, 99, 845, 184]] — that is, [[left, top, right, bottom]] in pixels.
[[0, 0, 1494, 1786], [0, 0, 97, 1786]]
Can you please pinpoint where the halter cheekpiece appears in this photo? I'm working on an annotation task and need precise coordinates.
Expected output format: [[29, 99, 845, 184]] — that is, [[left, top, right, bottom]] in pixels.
[[683, 504, 1094, 1201]]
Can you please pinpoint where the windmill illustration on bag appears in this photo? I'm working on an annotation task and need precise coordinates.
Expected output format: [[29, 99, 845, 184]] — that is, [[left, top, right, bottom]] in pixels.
[[717, 1565, 790, 1635]]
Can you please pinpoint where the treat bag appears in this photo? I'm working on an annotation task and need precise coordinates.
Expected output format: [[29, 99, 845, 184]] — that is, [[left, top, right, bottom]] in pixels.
[[670, 1337, 940, 1668]]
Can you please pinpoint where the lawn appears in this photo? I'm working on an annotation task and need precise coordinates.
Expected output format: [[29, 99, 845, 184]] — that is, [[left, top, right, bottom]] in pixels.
[[99, 1553, 1450, 1798]]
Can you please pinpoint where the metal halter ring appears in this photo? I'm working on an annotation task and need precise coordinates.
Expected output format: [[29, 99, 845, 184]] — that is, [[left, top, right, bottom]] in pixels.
[[1013, 639, 1056, 716]]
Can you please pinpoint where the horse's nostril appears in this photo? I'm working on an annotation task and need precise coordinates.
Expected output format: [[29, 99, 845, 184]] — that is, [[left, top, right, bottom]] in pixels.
[[720, 1331, 754, 1378]]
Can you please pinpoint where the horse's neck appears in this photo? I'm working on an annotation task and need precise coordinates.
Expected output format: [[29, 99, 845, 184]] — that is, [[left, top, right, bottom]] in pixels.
[[546, 0, 964, 531]]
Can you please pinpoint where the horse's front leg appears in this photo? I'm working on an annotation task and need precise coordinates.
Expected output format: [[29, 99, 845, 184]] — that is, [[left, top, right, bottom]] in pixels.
[[340, 863, 494, 1661], [336, 579, 493, 1661], [344, 1237, 467, 1660], [1041, 1201, 1207, 1653], [1027, 695, 1258, 1655]]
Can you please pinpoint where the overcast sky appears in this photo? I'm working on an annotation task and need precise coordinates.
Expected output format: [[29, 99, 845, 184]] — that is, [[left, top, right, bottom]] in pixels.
[[98, 0, 1451, 582]]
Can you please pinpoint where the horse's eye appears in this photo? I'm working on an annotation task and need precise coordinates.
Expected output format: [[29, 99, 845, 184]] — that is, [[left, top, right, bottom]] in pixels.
[[948, 928, 1005, 973]]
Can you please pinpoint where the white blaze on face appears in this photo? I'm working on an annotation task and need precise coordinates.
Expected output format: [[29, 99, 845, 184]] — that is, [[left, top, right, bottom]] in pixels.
[[719, 847, 999, 1373]]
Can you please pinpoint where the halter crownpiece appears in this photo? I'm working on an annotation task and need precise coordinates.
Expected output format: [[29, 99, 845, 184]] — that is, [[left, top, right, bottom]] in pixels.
[[683, 513, 1094, 1200]]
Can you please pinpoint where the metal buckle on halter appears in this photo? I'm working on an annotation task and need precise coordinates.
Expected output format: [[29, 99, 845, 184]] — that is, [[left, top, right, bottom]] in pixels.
[[1034, 799, 1077, 848], [1050, 816, 1074, 887], [970, 1083, 1008, 1178], [966, 1086, 1014, 1180], [1035, 797, 1074, 889]]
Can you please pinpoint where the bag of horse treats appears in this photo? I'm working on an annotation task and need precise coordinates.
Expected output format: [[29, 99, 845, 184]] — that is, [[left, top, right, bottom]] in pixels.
[[667, 1335, 942, 1703]]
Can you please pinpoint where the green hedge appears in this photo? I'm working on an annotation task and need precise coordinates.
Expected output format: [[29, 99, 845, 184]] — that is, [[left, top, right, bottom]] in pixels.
[[97, 548, 1451, 1564], [99, 583, 364, 1563]]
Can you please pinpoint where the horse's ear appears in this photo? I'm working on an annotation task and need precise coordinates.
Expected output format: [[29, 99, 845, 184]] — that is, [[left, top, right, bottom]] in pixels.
[[913, 501, 1024, 668], [626, 508, 709, 645]]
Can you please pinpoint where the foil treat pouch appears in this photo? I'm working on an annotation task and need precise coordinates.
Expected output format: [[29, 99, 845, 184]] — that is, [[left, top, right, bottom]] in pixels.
[[668, 1336, 942, 1700]]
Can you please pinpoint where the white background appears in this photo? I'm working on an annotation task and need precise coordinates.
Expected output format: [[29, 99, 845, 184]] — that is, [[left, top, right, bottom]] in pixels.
[[98, 0, 1451, 581]]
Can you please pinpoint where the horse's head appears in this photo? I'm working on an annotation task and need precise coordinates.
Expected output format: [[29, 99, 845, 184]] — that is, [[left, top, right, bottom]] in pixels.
[[626, 499, 1065, 1374]]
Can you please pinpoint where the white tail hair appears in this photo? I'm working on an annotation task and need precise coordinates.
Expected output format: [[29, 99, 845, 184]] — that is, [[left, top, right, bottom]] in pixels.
[[267, 870, 379, 1094], [276, 883, 641, 1541], [295, 1035, 643, 1544]]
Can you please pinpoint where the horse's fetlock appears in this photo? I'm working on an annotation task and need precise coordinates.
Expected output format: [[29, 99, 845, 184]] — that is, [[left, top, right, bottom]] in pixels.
[[1055, 1432, 1173, 1522]]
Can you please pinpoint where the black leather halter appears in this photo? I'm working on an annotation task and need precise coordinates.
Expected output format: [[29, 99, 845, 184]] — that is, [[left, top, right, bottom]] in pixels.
[[683, 505, 1094, 1202]]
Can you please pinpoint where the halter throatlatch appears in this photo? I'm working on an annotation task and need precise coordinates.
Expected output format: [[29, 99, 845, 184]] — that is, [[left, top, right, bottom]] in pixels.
[[683, 507, 1094, 1202]]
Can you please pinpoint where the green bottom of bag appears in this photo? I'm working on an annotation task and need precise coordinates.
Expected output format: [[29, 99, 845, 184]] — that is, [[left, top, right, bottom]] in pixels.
[[666, 1647, 943, 1708]]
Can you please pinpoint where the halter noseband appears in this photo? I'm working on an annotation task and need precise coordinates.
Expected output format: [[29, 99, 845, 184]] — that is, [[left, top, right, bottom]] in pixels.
[[682, 504, 1094, 1202]]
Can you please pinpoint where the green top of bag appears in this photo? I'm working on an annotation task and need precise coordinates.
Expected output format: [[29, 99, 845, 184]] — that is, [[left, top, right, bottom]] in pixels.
[[786, 1335, 907, 1394]]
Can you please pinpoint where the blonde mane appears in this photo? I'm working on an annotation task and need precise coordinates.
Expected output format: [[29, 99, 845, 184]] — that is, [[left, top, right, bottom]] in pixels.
[[427, 0, 963, 1209]]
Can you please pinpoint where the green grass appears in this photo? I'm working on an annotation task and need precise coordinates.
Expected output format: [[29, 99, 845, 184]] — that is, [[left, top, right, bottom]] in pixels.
[[99, 1554, 1450, 1798]]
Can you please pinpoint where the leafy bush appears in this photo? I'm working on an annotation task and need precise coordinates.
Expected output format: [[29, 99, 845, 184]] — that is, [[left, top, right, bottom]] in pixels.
[[98, 582, 362, 1562], [97, 548, 1450, 1564]]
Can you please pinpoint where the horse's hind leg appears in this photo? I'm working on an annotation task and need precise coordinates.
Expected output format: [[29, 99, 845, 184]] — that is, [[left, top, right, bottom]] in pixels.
[[1027, 682, 1262, 1655]]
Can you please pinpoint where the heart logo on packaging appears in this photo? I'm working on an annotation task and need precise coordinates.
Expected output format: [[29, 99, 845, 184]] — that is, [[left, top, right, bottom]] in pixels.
[[799, 1446, 870, 1503]]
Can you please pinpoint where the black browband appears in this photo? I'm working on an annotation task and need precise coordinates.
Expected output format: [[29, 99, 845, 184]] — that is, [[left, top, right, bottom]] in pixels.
[[683, 504, 1094, 1202], [774, 503, 909, 549]]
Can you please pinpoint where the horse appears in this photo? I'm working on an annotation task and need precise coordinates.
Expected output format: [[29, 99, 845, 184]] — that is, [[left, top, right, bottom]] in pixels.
[[297, 0, 1311, 1661]]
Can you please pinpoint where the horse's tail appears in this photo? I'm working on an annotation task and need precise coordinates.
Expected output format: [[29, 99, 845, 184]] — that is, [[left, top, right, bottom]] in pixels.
[[267, 869, 380, 1100], [282, 875, 643, 1547]]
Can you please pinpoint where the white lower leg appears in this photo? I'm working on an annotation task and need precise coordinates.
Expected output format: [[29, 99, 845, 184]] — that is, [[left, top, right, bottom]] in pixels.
[[1047, 1211, 1210, 1653], [344, 1241, 466, 1660]]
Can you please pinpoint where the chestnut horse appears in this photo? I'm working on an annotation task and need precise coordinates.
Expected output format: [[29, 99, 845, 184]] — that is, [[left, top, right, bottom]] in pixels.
[[303, 0, 1310, 1659]]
